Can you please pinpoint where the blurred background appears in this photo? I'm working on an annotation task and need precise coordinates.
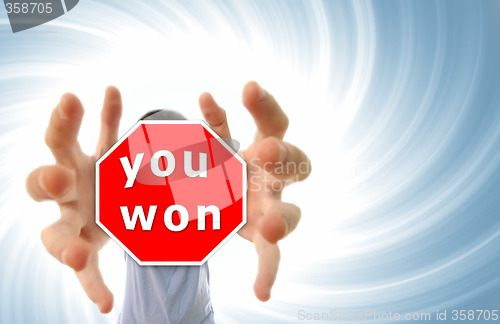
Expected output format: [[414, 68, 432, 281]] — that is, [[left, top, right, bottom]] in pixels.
[[0, 0, 499, 323]]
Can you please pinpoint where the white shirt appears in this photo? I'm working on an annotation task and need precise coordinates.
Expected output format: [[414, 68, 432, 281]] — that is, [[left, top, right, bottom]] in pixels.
[[118, 253, 215, 324]]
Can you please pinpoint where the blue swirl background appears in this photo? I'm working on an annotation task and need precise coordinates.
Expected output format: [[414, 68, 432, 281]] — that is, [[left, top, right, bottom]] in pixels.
[[0, 0, 499, 323]]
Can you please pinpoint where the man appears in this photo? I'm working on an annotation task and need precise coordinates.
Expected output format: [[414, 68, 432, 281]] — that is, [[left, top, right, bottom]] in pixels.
[[26, 81, 311, 323]]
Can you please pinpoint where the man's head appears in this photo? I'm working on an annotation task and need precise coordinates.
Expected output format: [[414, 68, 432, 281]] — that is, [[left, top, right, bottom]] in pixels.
[[140, 110, 186, 121]]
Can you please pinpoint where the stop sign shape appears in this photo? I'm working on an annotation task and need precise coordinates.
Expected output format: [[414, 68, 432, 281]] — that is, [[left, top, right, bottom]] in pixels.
[[96, 121, 246, 265]]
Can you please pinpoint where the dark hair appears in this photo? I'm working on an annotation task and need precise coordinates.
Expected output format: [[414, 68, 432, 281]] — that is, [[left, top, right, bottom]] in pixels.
[[139, 110, 187, 121]]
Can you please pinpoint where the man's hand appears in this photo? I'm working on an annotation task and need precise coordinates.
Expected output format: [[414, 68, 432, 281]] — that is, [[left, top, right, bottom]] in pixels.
[[199, 81, 311, 301], [25, 87, 123, 313]]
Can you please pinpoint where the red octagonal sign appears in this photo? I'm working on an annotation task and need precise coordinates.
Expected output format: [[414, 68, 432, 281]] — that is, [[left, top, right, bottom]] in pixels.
[[96, 121, 246, 265]]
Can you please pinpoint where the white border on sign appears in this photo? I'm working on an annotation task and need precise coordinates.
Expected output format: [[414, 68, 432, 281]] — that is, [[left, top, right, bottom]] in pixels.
[[95, 120, 247, 266]]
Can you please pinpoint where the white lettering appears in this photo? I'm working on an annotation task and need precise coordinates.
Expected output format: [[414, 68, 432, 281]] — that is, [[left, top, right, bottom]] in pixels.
[[164, 205, 189, 232], [151, 150, 176, 177], [184, 151, 207, 178], [120, 153, 145, 188], [197, 205, 220, 230], [120, 205, 157, 230]]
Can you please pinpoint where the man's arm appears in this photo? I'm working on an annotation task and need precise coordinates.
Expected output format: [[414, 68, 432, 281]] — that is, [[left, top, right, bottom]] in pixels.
[[199, 81, 311, 301], [25, 87, 123, 313]]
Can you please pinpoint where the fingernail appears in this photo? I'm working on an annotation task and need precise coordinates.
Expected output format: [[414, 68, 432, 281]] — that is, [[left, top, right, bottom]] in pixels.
[[38, 169, 53, 198], [282, 217, 289, 236], [277, 142, 287, 163], [61, 248, 68, 264], [257, 83, 267, 101], [57, 102, 66, 118], [96, 302, 104, 313]]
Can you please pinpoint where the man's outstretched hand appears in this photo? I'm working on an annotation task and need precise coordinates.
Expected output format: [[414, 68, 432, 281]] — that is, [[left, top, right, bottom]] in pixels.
[[199, 81, 311, 301], [26, 87, 123, 313]]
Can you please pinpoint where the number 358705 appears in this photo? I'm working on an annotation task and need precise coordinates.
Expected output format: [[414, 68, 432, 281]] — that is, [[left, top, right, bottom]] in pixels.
[[5, 2, 53, 14]]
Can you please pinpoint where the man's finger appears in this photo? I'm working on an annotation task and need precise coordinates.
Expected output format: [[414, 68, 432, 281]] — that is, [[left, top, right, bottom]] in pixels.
[[95, 86, 123, 157], [254, 137, 311, 182], [242, 81, 289, 140], [76, 255, 114, 314], [199, 92, 232, 145], [45, 93, 84, 166], [41, 218, 91, 271], [258, 199, 301, 244], [253, 232, 280, 302], [26, 165, 76, 203]]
